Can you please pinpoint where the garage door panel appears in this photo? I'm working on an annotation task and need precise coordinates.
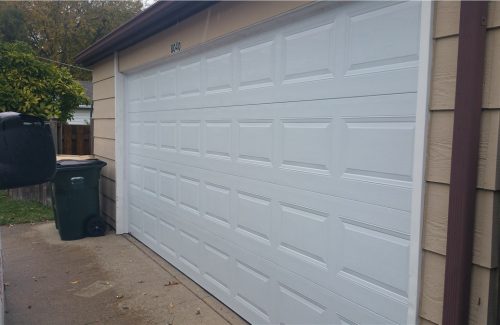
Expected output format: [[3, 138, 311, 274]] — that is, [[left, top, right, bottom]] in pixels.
[[129, 68, 418, 113], [127, 154, 411, 322], [131, 192, 403, 324], [345, 2, 420, 75], [157, 217, 178, 259], [125, 1, 421, 323], [126, 2, 419, 114], [127, 94, 415, 211]]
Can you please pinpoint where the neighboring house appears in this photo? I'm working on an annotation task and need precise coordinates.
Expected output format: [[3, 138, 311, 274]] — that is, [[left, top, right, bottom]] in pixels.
[[75, 2, 499, 324], [67, 81, 92, 125]]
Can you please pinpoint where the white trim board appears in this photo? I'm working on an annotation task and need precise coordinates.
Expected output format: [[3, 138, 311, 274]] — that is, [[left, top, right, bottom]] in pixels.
[[114, 51, 128, 234], [407, 1, 434, 324]]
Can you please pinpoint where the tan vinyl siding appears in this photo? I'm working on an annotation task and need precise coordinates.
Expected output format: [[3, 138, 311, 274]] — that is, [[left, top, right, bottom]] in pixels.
[[420, 251, 446, 324], [433, 2, 460, 39], [426, 110, 500, 189], [119, 1, 309, 72], [94, 155, 116, 180], [423, 186, 499, 268], [92, 98, 115, 119], [93, 77, 115, 101], [100, 176, 116, 202], [91, 54, 116, 225], [421, 251, 497, 325], [92, 55, 114, 83], [93, 119, 115, 140], [488, 2, 500, 29], [425, 111, 453, 184], [101, 195, 116, 222], [420, 3, 500, 324], [429, 36, 458, 110], [93, 137, 115, 161], [483, 28, 500, 109]]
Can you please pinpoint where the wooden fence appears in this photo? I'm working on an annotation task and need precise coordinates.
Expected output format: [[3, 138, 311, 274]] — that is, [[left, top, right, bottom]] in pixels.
[[7, 123, 91, 205], [7, 183, 52, 207], [61, 124, 91, 155]]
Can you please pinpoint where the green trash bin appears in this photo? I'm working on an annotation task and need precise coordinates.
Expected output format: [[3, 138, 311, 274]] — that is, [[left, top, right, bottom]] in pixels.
[[51, 158, 107, 241]]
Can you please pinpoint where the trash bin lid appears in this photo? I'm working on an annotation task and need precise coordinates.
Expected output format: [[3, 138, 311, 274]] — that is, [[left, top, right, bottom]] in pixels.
[[56, 159, 107, 170]]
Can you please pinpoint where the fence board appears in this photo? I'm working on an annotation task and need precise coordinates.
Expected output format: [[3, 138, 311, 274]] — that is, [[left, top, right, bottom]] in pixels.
[[61, 124, 91, 155], [7, 183, 52, 207]]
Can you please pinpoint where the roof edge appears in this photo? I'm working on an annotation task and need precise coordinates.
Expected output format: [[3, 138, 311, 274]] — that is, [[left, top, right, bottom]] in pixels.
[[75, 1, 216, 67]]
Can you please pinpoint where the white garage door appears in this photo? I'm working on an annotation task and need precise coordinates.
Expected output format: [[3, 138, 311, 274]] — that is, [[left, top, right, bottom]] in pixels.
[[124, 2, 422, 324]]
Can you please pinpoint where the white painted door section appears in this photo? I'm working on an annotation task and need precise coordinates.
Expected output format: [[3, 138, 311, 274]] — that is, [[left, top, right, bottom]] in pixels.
[[124, 2, 422, 324]]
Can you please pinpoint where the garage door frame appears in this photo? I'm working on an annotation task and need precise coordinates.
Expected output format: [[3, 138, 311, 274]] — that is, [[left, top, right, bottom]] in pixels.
[[112, 2, 434, 323]]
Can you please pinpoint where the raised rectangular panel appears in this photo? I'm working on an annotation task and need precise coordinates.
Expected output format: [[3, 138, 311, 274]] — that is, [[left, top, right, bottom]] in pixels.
[[239, 41, 274, 89], [339, 218, 410, 298], [206, 52, 233, 94], [128, 77, 141, 102], [277, 283, 327, 324], [205, 120, 231, 160], [158, 68, 176, 99], [204, 183, 231, 228], [143, 167, 157, 197], [158, 219, 177, 257], [143, 122, 157, 148], [179, 229, 201, 273], [346, 2, 420, 74], [143, 210, 157, 243], [283, 23, 335, 83], [281, 118, 332, 175], [179, 61, 201, 96], [341, 117, 415, 186], [159, 171, 176, 206], [236, 192, 272, 245], [235, 260, 272, 323], [129, 122, 142, 146], [179, 176, 200, 215], [179, 121, 201, 155], [159, 121, 176, 151], [142, 72, 157, 100], [129, 164, 142, 189], [203, 243, 231, 294], [278, 203, 328, 270], [129, 204, 142, 232], [237, 120, 273, 166]]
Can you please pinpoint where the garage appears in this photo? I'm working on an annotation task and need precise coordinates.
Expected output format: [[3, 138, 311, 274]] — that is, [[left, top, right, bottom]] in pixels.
[[121, 2, 422, 324]]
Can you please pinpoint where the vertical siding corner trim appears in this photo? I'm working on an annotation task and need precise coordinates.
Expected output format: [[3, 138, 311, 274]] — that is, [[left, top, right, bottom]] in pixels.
[[114, 51, 127, 234], [442, 2, 488, 325]]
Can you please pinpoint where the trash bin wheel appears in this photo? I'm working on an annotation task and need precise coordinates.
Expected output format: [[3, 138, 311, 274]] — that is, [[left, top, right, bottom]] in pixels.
[[85, 216, 106, 237]]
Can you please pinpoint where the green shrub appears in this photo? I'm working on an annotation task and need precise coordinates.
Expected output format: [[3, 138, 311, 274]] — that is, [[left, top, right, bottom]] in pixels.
[[0, 41, 88, 121]]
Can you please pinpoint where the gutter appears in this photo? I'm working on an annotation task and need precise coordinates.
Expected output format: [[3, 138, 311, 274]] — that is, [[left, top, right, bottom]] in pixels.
[[442, 2, 488, 325]]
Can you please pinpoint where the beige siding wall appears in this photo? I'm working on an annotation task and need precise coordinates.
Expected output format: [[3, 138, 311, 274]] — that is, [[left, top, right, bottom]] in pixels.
[[419, 2, 500, 324], [91, 55, 116, 226]]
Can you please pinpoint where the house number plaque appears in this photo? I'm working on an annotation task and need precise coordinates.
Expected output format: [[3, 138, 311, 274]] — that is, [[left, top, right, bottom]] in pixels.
[[170, 41, 181, 54]]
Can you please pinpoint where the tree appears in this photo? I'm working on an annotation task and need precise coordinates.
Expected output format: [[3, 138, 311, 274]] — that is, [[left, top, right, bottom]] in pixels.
[[0, 4, 28, 43], [0, 41, 88, 122], [0, 1, 143, 79]]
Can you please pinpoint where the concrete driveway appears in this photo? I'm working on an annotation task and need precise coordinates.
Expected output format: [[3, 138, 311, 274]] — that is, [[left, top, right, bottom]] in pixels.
[[2, 222, 247, 325]]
